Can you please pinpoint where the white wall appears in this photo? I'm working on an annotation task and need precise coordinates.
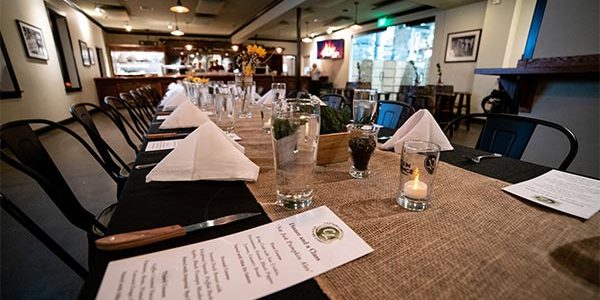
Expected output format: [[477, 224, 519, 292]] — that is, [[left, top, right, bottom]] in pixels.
[[520, 0, 600, 177], [0, 0, 109, 124], [533, 0, 599, 58]]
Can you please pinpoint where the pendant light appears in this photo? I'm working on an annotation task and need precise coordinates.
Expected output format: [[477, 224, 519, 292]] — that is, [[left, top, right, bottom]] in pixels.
[[170, 0, 189, 13], [302, 21, 312, 43], [170, 14, 184, 36], [350, 2, 362, 31]]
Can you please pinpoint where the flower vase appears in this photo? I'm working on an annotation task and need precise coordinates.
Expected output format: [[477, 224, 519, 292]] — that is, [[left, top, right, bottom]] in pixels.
[[238, 75, 254, 118]]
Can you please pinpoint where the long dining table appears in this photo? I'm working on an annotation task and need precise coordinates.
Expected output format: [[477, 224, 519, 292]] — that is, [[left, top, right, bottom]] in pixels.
[[79, 109, 599, 299]]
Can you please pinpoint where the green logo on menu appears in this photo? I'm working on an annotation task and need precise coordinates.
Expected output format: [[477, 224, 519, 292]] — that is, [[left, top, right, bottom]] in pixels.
[[313, 223, 343, 243]]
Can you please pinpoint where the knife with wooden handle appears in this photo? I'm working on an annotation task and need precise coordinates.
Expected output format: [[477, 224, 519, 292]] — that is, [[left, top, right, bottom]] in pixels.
[[96, 212, 261, 251], [146, 132, 188, 140]]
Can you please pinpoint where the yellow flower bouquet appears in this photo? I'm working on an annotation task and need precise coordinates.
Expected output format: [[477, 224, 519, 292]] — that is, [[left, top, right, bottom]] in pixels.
[[237, 44, 267, 77]]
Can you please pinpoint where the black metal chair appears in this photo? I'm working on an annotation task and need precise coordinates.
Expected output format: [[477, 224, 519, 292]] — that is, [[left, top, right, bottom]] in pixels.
[[1, 193, 87, 278], [105, 96, 149, 137], [0, 120, 117, 266], [376, 100, 415, 130], [121, 92, 153, 125], [443, 113, 578, 170], [320, 94, 348, 111], [131, 89, 156, 117], [70, 103, 138, 195]]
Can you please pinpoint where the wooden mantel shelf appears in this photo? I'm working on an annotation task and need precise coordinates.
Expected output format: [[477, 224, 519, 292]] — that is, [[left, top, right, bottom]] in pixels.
[[473, 54, 599, 112]]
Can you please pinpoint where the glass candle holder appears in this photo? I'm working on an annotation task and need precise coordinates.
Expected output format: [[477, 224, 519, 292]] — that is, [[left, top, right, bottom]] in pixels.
[[397, 140, 440, 211], [347, 123, 380, 179]]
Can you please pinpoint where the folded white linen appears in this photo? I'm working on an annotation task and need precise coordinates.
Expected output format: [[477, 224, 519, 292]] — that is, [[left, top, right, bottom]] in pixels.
[[379, 109, 453, 152], [167, 82, 178, 91], [159, 100, 211, 129], [146, 121, 258, 182], [257, 90, 274, 106], [311, 95, 328, 106], [160, 84, 185, 105], [161, 90, 189, 111]]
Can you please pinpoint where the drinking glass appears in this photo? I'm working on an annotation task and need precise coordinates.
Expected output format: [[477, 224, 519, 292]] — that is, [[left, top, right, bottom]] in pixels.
[[347, 123, 380, 179], [397, 140, 440, 211], [196, 83, 211, 113], [352, 89, 377, 123], [212, 84, 235, 133], [261, 83, 286, 133], [271, 98, 321, 209]]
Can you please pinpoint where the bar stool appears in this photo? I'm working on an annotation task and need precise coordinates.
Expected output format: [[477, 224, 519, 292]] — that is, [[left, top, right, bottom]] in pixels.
[[454, 92, 471, 130]]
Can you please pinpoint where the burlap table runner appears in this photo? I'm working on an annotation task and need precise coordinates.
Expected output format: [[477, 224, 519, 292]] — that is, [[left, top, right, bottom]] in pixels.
[[234, 114, 600, 299]]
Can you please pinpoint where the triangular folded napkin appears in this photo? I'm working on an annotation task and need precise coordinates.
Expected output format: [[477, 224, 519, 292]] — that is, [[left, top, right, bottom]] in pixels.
[[257, 90, 274, 106], [161, 90, 189, 111], [379, 109, 453, 152], [146, 121, 259, 182], [167, 82, 178, 90], [311, 95, 328, 106], [159, 100, 211, 129]]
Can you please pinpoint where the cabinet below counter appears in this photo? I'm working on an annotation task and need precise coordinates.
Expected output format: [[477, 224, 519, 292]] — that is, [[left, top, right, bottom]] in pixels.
[[94, 75, 328, 101]]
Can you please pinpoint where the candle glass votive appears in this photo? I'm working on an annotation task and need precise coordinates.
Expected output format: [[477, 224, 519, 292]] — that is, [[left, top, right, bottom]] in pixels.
[[397, 140, 440, 211], [347, 123, 380, 179]]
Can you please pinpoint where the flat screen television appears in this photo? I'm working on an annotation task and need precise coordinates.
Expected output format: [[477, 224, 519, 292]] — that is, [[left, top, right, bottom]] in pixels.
[[317, 39, 344, 60]]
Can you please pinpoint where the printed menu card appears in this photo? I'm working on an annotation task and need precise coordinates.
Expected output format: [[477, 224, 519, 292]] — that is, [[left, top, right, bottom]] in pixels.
[[503, 170, 600, 219], [96, 206, 373, 299]]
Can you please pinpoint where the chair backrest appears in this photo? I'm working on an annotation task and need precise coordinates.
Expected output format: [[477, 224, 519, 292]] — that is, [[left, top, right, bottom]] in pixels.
[[444, 113, 578, 170], [0, 193, 87, 278], [0, 120, 110, 234], [106, 95, 149, 136], [320, 94, 347, 111], [69, 103, 134, 177], [130, 89, 156, 118], [376, 101, 415, 129], [286, 90, 311, 98], [120, 92, 152, 126], [101, 100, 144, 144]]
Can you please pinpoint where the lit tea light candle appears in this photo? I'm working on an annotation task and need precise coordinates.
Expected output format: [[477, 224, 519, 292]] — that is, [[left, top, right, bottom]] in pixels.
[[403, 168, 428, 199]]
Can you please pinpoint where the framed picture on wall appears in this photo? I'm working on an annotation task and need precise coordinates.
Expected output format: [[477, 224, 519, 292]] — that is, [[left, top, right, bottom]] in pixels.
[[79, 40, 90, 66], [444, 29, 482, 63], [88, 47, 95, 65], [1, 33, 22, 99], [16, 20, 49, 61]]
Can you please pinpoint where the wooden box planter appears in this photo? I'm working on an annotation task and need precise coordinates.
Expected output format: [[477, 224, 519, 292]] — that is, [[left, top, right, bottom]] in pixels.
[[317, 131, 350, 165]]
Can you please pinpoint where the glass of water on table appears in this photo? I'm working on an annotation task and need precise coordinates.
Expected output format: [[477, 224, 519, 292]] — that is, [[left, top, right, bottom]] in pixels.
[[352, 89, 378, 123]]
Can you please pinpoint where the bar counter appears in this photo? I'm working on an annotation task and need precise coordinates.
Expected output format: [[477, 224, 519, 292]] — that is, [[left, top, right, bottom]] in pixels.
[[94, 74, 328, 101]]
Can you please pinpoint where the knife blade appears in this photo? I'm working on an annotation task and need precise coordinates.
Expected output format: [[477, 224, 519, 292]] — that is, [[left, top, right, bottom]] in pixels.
[[95, 212, 261, 251]]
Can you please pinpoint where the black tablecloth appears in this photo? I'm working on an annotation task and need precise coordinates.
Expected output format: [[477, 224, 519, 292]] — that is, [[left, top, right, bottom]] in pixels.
[[79, 123, 552, 299]]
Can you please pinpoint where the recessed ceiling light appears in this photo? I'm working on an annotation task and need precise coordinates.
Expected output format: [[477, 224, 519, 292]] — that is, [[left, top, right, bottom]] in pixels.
[[326, 27, 334, 34], [184, 44, 193, 51], [125, 24, 132, 32], [231, 45, 239, 51], [275, 47, 283, 54]]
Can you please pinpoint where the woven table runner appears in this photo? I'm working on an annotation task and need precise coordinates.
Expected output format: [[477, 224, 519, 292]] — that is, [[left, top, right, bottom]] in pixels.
[[234, 114, 600, 299]]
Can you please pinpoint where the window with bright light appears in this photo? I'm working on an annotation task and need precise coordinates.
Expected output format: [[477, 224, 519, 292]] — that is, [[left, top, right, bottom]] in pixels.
[[350, 18, 435, 92]]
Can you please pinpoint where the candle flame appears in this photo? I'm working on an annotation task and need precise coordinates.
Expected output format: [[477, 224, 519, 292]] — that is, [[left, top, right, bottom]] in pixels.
[[412, 168, 420, 189]]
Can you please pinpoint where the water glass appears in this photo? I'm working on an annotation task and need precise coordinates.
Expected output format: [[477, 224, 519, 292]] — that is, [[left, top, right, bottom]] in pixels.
[[261, 83, 286, 134], [196, 83, 211, 112], [347, 124, 380, 179], [397, 140, 440, 211], [212, 84, 235, 133], [271, 98, 321, 209], [352, 89, 377, 123]]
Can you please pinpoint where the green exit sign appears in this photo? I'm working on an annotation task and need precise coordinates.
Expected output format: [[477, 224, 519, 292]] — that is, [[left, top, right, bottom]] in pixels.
[[377, 17, 392, 28]]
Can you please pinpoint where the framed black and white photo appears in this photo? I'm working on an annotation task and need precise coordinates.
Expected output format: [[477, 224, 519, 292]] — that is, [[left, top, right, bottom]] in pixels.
[[1, 34, 22, 99], [79, 40, 90, 66], [444, 29, 481, 63], [16, 20, 49, 61], [88, 47, 95, 65]]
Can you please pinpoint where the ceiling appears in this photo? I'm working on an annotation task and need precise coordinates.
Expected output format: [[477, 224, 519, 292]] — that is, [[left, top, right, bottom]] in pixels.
[[73, 0, 481, 41]]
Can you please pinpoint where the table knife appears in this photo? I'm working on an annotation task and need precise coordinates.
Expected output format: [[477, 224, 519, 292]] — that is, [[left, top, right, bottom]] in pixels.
[[95, 212, 261, 251], [146, 132, 188, 140]]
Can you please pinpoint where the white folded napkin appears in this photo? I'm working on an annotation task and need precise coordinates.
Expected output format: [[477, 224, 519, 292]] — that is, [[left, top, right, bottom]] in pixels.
[[257, 90, 274, 106], [162, 90, 189, 111], [146, 121, 258, 182], [159, 100, 211, 129], [311, 95, 328, 106], [167, 82, 178, 91], [379, 109, 453, 152]]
